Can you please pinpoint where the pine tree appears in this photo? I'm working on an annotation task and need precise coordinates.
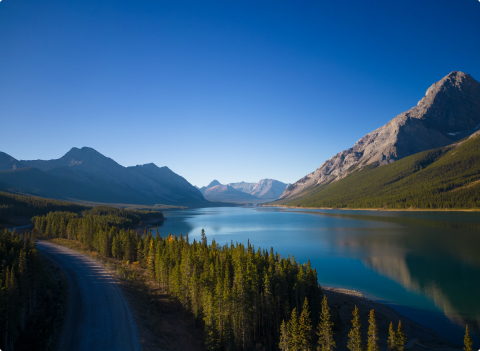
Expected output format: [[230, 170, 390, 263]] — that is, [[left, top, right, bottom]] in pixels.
[[279, 319, 289, 351], [147, 239, 156, 278], [347, 305, 362, 351], [299, 297, 313, 351], [464, 325, 473, 351], [288, 308, 300, 350], [317, 295, 336, 351], [367, 310, 379, 351], [387, 322, 396, 351], [395, 321, 406, 351]]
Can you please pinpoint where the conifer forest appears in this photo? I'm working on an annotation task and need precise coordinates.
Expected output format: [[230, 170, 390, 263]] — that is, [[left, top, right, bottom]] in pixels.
[[25, 208, 423, 351]]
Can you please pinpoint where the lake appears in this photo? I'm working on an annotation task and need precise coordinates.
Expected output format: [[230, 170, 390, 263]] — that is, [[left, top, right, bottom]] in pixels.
[[155, 206, 480, 345]]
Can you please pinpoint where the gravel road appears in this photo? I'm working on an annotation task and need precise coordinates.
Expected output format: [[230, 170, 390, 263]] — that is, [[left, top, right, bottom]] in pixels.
[[37, 241, 141, 351]]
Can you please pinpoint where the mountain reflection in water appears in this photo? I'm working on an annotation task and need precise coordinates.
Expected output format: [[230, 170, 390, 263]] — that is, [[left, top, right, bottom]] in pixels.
[[156, 207, 480, 344], [287, 210, 480, 331]]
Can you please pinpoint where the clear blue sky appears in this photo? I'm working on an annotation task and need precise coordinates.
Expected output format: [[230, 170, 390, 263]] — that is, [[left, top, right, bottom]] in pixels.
[[1, 0, 480, 187]]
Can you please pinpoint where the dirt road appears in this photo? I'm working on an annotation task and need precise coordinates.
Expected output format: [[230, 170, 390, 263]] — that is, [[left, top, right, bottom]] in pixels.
[[37, 241, 141, 351]]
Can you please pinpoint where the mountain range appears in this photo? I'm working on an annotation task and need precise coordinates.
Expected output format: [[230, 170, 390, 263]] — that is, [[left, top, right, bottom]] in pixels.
[[199, 179, 289, 203], [0, 147, 208, 207], [274, 71, 480, 209]]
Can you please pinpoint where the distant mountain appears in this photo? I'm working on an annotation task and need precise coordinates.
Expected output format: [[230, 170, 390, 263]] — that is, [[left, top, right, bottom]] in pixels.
[[203, 185, 259, 202], [250, 179, 289, 199], [200, 179, 289, 203], [0, 147, 208, 206], [228, 182, 257, 194], [280, 71, 480, 201], [229, 179, 289, 200], [272, 130, 480, 209], [199, 180, 221, 195], [0, 152, 26, 171]]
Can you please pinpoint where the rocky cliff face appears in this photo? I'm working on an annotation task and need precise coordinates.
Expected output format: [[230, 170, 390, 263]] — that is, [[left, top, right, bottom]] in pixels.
[[280, 71, 480, 200]]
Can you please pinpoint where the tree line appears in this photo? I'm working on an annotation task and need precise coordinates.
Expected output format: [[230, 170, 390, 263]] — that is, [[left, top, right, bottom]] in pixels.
[[0, 191, 87, 224], [31, 210, 476, 350], [0, 229, 42, 351], [34, 210, 323, 350]]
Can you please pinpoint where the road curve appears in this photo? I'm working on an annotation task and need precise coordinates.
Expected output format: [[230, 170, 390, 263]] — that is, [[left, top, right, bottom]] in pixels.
[[37, 241, 141, 351]]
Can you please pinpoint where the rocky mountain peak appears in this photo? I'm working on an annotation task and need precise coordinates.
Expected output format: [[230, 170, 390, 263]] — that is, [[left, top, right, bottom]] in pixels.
[[425, 71, 475, 97], [207, 180, 221, 188], [280, 71, 480, 200], [62, 147, 107, 161]]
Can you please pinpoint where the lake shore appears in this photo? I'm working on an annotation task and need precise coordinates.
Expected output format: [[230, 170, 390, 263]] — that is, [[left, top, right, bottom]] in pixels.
[[323, 286, 462, 350], [260, 204, 480, 212]]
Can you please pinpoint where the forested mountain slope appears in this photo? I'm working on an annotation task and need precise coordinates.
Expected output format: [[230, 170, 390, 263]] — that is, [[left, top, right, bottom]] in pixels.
[[280, 71, 480, 200], [271, 131, 480, 209]]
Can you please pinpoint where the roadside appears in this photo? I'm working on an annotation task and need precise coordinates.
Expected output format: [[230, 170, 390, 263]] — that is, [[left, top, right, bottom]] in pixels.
[[16, 255, 68, 351], [39, 238, 461, 351], [43, 238, 203, 351]]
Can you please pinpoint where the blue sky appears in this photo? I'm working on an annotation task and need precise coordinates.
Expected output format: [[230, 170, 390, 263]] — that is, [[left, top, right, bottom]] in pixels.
[[1, 0, 480, 187]]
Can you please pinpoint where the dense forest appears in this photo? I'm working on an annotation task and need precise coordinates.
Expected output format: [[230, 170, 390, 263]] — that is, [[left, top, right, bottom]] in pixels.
[[31, 210, 423, 350], [0, 191, 88, 224], [275, 133, 480, 210], [31, 206, 163, 240], [0, 230, 40, 350], [0, 229, 66, 351], [33, 210, 324, 350]]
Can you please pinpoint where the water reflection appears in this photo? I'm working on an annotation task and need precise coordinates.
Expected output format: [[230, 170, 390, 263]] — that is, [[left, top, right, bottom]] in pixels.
[[295, 210, 480, 330], [155, 207, 480, 343]]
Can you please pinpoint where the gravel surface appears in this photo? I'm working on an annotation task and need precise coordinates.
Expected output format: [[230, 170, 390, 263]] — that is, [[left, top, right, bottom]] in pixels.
[[37, 241, 141, 351]]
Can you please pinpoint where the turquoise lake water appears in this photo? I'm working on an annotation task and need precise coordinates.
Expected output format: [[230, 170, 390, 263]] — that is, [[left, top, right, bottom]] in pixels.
[[155, 206, 480, 346]]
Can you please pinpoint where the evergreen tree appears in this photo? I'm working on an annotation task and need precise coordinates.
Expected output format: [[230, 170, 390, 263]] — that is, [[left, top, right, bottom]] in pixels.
[[298, 297, 313, 351], [387, 322, 396, 351], [288, 308, 300, 350], [367, 310, 379, 351], [395, 321, 406, 351], [464, 325, 473, 351], [317, 295, 336, 351], [279, 320, 289, 351], [347, 305, 362, 351]]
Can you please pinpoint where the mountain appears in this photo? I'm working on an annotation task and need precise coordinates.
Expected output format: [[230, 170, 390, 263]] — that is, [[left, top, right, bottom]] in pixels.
[[0, 147, 208, 207], [228, 182, 258, 194], [0, 152, 26, 171], [199, 180, 221, 195], [280, 71, 480, 200], [228, 179, 289, 200], [199, 179, 289, 203], [249, 179, 289, 200], [272, 130, 480, 209], [203, 185, 260, 203]]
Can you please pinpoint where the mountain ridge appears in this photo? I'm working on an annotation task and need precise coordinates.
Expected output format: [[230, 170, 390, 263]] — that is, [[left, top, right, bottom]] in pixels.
[[270, 130, 480, 210], [280, 71, 480, 200], [200, 179, 288, 203], [203, 184, 260, 202], [0, 147, 207, 206]]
